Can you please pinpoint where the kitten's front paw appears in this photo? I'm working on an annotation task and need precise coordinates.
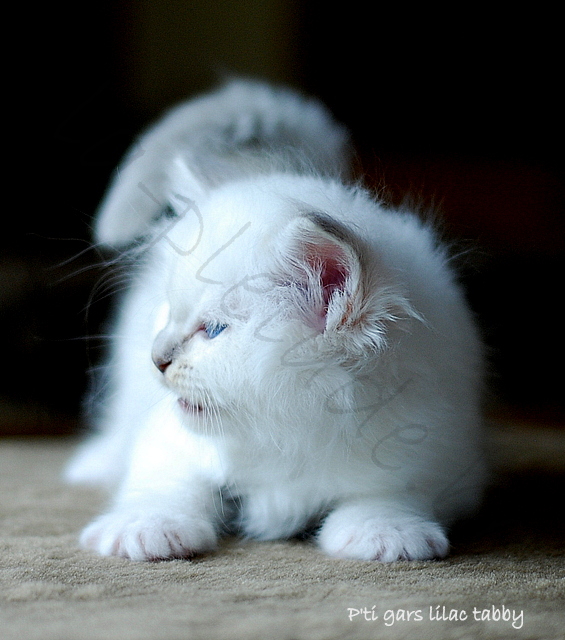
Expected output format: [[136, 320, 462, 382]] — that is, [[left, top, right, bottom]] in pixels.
[[317, 503, 449, 562], [80, 511, 218, 561]]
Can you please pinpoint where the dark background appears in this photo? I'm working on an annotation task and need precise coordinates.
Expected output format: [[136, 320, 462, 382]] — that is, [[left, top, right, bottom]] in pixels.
[[2, 1, 563, 435]]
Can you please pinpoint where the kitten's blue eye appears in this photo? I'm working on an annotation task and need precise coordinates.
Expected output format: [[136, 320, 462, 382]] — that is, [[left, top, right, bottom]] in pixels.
[[204, 322, 228, 339]]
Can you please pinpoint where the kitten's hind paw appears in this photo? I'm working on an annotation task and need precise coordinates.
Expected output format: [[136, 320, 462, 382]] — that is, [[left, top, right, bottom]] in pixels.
[[317, 501, 449, 562], [80, 510, 218, 561]]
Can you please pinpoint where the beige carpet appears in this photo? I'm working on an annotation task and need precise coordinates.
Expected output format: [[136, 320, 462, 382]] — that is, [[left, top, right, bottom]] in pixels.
[[1, 422, 564, 640]]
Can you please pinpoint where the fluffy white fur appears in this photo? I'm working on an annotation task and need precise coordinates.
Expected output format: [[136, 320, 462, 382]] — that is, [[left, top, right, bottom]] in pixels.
[[65, 79, 486, 562]]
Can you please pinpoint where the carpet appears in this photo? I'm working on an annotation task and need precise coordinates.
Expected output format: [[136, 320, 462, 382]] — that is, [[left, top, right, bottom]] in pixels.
[[1, 421, 564, 640]]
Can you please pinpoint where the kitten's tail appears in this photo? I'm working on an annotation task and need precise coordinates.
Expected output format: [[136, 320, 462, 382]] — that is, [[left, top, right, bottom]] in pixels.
[[95, 79, 351, 247]]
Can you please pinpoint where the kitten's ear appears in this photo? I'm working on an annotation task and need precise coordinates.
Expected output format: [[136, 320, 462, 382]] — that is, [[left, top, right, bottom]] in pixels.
[[279, 214, 416, 351], [278, 214, 364, 333], [94, 140, 207, 247]]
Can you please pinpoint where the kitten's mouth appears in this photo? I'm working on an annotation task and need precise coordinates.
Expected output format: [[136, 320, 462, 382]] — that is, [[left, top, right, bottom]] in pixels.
[[178, 398, 206, 415]]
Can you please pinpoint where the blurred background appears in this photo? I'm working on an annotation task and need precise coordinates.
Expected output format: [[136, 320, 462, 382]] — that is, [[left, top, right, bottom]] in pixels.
[[2, 1, 563, 436]]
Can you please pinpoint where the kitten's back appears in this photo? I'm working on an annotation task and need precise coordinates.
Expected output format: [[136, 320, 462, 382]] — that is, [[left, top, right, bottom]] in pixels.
[[95, 79, 351, 247]]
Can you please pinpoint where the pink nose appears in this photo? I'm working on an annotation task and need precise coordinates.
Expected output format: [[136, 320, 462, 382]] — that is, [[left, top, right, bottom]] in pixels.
[[152, 354, 172, 373]]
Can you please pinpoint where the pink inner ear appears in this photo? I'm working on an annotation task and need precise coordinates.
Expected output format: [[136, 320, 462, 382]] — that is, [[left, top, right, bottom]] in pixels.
[[304, 240, 349, 308]]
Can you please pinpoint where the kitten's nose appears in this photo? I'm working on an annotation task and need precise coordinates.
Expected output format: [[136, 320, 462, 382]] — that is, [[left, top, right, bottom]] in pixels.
[[152, 329, 175, 373], [153, 355, 172, 374]]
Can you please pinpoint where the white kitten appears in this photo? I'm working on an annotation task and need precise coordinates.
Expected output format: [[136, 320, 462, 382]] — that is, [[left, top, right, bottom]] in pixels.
[[66, 79, 486, 562]]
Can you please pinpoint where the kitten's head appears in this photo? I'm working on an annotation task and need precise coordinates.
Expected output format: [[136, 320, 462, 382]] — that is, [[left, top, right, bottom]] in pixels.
[[147, 171, 416, 444]]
